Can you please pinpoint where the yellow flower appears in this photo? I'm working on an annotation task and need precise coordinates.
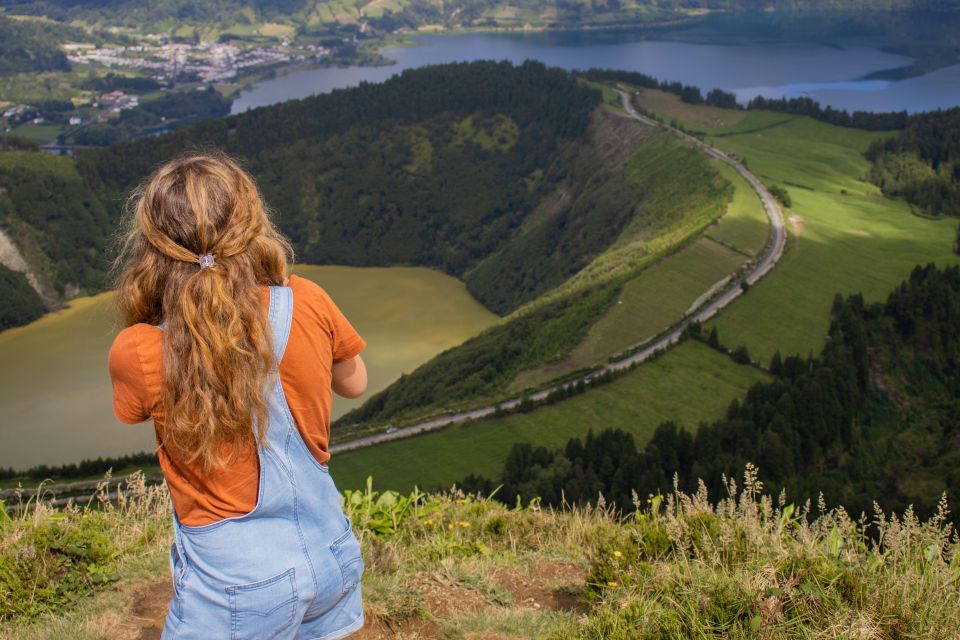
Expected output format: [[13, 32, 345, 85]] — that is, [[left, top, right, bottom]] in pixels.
[[607, 581, 618, 587], [613, 550, 623, 558], [457, 521, 471, 528], [424, 519, 434, 526], [447, 524, 455, 530], [455, 499, 468, 505]]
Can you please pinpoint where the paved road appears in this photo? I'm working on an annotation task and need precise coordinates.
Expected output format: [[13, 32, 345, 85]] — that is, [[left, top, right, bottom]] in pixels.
[[330, 89, 786, 455]]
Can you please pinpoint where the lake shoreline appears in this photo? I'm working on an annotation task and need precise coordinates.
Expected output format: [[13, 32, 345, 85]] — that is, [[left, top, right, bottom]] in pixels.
[[230, 14, 960, 116]]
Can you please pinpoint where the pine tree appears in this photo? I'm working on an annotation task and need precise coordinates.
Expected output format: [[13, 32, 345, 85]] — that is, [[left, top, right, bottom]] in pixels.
[[708, 326, 720, 349], [770, 350, 784, 376]]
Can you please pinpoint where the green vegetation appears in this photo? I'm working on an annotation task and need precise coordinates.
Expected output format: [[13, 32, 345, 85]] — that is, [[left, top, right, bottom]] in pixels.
[[337, 283, 620, 427], [79, 61, 603, 315], [3, 0, 944, 33], [332, 341, 769, 491], [0, 151, 112, 297], [0, 474, 170, 624], [0, 265, 44, 329], [4, 474, 958, 638], [557, 239, 745, 373], [337, 125, 738, 425], [700, 111, 960, 363], [867, 107, 960, 217], [707, 161, 770, 256], [465, 265, 960, 522], [766, 183, 792, 208], [0, 15, 85, 75]]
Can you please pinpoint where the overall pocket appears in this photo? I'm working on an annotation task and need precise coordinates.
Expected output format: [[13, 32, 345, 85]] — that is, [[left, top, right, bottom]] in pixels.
[[227, 568, 298, 640], [330, 517, 365, 595], [168, 536, 191, 622]]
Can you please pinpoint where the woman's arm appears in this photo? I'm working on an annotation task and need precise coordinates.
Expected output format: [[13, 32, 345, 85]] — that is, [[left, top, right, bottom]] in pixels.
[[332, 355, 367, 399]]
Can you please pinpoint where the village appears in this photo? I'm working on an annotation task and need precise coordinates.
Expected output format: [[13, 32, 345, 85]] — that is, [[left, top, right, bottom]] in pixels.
[[63, 38, 332, 84], [2, 36, 334, 143]]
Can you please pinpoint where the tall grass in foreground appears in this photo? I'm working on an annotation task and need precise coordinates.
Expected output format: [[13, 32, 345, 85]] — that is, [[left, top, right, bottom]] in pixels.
[[0, 472, 171, 622], [3, 467, 959, 639]]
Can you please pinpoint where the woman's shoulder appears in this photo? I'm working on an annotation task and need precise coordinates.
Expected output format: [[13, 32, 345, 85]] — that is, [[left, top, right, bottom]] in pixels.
[[287, 274, 337, 309], [108, 324, 161, 386], [112, 323, 162, 347]]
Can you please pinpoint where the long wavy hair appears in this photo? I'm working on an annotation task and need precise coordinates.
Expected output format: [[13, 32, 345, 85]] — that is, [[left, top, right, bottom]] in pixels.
[[114, 153, 293, 471]]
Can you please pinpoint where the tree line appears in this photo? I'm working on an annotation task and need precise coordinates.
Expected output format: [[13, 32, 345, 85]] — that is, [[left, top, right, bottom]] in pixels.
[[867, 107, 960, 222], [461, 263, 960, 521], [581, 68, 911, 131]]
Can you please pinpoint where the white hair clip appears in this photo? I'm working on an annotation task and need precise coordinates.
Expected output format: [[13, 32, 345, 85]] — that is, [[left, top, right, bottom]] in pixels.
[[199, 253, 216, 269]]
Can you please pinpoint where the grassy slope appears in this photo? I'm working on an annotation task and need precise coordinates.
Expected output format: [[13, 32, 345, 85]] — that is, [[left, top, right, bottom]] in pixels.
[[703, 113, 960, 362], [332, 341, 768, 492], [706, 160, 771, 257], [5, 476, 957, 639], [514, 156, 769, 386], [335, 94, 958, 493]]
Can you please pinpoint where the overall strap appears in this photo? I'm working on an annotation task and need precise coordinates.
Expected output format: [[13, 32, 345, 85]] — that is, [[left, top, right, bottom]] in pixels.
[[268, 286, 293, 367]]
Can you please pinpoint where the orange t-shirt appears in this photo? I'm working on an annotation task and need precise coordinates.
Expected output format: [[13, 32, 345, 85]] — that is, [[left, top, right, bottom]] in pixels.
[[108, 275, 365, 526]]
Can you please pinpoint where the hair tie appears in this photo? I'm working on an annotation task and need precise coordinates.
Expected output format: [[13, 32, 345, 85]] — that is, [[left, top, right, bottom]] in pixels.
[[198, 253, 216, 269]]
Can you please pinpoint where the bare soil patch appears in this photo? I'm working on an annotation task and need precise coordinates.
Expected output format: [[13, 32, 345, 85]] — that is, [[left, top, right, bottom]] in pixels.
[[634, 89, 746, 130], [493, 559, 587, 612]]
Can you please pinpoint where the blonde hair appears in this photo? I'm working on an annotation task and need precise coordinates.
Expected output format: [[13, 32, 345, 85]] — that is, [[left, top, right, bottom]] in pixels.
[[114, 153, 293, 471]]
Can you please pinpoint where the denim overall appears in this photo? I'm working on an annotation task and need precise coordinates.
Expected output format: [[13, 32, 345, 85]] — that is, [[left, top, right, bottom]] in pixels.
[[162, 286, 365, 640]]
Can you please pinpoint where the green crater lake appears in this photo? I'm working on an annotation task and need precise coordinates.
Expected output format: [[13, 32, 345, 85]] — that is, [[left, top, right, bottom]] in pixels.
[[0, 266, 497, 469]]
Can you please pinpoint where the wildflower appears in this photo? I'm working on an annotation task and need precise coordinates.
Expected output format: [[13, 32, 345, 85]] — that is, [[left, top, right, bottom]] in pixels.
[[424, 519, 434, 526], [613, 550, 623, 558], [457, 521, 470, 528], [607, 581, 618, 587], [455, 499, 468, 505], [448, 524, 454, 530]]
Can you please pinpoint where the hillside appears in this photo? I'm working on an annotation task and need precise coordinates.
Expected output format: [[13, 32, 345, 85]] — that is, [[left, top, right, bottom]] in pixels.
[[0, 151, 113, 301], [1, 0, 949, 33], [2, 471, 958, 638], [462, 264, 960, 521], [0, 15, 90, 76], [329, 87, 959, 496], [1, 61, 611, 315]]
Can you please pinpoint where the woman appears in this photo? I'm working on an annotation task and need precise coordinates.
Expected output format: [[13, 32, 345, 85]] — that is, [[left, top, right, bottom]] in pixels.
[[109, 154, 367, 639]]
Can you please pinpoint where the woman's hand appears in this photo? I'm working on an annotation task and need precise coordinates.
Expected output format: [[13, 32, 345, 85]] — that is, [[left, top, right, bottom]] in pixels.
[[332, 355, 367, 399]]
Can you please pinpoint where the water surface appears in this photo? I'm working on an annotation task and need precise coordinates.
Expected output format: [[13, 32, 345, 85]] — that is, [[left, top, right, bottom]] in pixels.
[[0, 266, 496, 469], [232, 13, 960, 115]]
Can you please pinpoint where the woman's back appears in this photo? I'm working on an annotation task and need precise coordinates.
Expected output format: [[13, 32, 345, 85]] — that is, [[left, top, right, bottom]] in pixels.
[[109, 275, 365, 525]]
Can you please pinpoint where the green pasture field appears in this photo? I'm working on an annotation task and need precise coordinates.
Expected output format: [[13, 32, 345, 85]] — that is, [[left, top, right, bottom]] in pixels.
[[509, 152, 764, 391], [562, 238, 745, 367], [702, 113, 960, 362], [331, 341, 769, 492], [633, 95, 959, 360], [706, 161, 770, 257], [562, 157, 769, 371], [4, 124, 60, 144]]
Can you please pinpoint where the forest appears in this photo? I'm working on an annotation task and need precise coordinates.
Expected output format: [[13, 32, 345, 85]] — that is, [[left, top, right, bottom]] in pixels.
[[0, 14, 86, 75], [1, 61, 627, 317], [460, 264, 960, 521], [76, 61, 606, 308], [0, 265, 45, 329], [867, 107, 960, 220]]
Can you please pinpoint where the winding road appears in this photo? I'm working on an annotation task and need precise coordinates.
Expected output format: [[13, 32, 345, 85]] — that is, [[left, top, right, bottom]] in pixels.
[[330, 88, 786, 455]]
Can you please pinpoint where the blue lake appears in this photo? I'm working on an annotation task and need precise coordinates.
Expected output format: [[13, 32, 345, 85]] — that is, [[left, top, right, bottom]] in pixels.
[[232, 15, 960, 115]]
